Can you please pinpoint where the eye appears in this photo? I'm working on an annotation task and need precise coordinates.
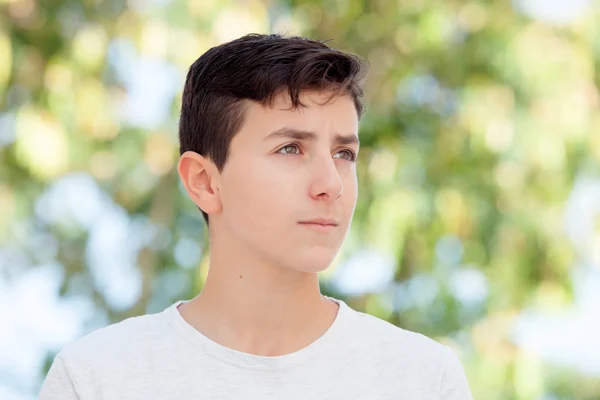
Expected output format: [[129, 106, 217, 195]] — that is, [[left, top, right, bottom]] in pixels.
[[333, 149, 357, 162], [277, 144, 301, 155]]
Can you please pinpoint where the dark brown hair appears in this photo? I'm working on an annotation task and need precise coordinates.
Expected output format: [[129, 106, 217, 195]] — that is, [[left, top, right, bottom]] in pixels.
[[178, 33, 368, 224]]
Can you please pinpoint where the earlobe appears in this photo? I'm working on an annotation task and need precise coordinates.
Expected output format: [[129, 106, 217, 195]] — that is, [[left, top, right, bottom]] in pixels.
[[177, 151, 222, 215]]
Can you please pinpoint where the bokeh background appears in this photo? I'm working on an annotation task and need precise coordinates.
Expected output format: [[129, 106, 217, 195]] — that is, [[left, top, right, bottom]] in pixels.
[[2, 0, 600, 398]]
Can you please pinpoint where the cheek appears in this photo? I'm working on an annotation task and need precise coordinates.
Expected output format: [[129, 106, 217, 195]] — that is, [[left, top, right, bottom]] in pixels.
[[223, 159, 294, 228], [343, 173, 358, 209]]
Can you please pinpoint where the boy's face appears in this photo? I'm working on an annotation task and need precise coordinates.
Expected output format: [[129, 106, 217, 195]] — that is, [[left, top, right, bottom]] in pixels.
[[215, 90, 359, 273]]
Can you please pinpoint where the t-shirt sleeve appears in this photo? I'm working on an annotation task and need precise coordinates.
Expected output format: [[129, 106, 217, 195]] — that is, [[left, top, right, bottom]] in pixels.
[[38, 354, 80, 400], [439, 346, 473, 400]]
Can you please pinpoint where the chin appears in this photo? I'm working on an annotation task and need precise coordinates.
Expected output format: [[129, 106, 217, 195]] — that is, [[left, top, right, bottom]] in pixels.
[[288, 247, 339, 274]]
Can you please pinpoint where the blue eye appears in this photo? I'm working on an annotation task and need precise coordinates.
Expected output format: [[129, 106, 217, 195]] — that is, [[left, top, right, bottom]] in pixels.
[[276, 144, 356, 162], [277, 144, 301, 155], [334, 149, 357, 162]]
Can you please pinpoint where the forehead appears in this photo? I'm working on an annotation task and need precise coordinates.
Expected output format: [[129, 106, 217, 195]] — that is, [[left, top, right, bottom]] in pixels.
[[241, 90, 359, 134]]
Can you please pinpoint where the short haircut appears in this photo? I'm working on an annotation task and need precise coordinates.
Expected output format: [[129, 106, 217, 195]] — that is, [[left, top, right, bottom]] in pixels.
[[178, 33, 368, 224]]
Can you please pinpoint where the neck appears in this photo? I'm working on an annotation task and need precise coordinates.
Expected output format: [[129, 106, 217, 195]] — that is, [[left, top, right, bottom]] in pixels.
[[178, 237, 339, 357]]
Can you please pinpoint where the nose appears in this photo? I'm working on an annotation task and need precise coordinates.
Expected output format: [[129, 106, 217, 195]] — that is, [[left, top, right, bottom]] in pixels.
[[308, 155, 344, 201]]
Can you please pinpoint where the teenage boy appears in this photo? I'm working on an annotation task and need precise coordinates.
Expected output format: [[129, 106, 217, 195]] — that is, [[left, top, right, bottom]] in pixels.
[[39, 33, 473, 399]]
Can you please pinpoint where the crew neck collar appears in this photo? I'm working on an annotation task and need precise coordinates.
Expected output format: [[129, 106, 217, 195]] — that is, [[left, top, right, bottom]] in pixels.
[[163, 296, 351, 371]]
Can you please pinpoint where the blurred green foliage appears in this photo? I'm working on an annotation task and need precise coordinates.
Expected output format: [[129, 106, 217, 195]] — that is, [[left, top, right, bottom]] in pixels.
[[1, 0, 600, 398]]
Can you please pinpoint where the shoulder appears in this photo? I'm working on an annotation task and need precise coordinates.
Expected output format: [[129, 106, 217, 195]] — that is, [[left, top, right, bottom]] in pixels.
[[343, 307, 473, 398], [349, 308, 447, 360], [57, 308, 173, 374]]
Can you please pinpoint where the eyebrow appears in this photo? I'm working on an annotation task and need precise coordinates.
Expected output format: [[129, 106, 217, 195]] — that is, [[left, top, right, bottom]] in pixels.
[[264, 127, 360, 146]]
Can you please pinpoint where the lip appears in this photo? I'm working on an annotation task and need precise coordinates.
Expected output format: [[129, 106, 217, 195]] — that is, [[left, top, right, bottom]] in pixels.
[[298, 218, 339, 227]]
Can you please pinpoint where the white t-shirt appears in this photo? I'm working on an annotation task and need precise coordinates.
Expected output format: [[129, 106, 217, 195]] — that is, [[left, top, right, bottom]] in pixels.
[[39, 297, 473, 399]]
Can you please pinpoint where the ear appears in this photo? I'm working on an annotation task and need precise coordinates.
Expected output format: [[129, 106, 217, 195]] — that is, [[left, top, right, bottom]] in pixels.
[[177, 151, 222, 216]]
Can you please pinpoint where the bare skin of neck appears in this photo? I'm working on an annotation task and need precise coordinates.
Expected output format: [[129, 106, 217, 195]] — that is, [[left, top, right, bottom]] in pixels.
[[177, 241, 339, 357]]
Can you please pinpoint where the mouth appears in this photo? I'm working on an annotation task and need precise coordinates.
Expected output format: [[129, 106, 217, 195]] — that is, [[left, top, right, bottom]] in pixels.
[[297, 218, 339, 231]]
